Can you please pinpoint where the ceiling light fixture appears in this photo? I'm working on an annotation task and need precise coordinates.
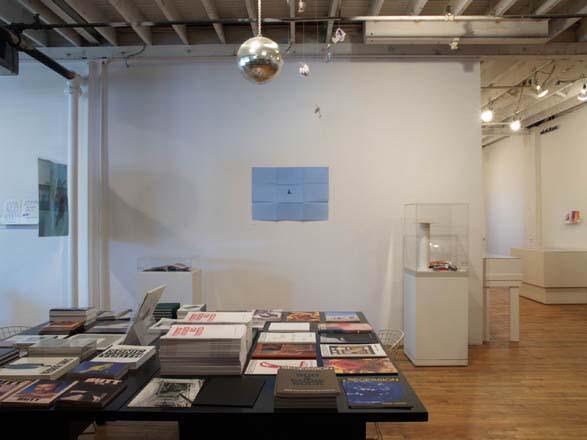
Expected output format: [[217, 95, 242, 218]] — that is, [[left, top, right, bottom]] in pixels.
[[481, 108, 494, 123], [510, 118, 521, 132], [535, 84, 549, 98], [578, 84, 587, 102]]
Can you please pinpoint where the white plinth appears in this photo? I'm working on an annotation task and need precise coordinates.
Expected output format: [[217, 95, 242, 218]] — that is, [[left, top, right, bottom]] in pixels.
[[137, 270, 202, 304], [403, 269, 468, 366]]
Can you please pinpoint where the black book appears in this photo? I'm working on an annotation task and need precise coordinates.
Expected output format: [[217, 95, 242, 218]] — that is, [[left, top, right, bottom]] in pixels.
[[57, 378, 126, 408], [193, 377, 265, 408], [319, 333, 379, 344]]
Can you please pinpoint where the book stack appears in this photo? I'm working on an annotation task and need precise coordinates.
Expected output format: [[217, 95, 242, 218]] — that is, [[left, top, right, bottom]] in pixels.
[[159, 325, 248, 376], [181, 311, 254, 349], [57, 378, 126, 408], [274, 367, 340, 410], [66, 334, 125, 351], [0, 335, 67, 350], [177, 304, 207, 320], [96, 309, 132, 321], [153, 303, 181, 320], [0, 348, 19, 366], [0, 356, 79, 380], [49, 307, 97, 327], [92, 345, 156, 370], [0, 379, 75, 407], [39, 321, 85, 336], [28, 338, 97, 360]]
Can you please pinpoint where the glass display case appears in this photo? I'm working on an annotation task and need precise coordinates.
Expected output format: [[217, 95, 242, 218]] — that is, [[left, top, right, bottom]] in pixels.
[[137, 257, 197, 272], [136, 256, 202, 304], [403, 203, 469, 274]]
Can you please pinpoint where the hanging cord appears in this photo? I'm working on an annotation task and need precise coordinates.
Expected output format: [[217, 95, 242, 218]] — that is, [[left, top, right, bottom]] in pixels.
[[258, 0, 262, 36], [124, 43, 146, 68]]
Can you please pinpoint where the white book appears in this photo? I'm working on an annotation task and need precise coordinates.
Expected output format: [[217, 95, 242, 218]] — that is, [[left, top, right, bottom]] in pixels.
[[148, 318, 178, 334], [93, 345, 156, 370], [162, 324, 246, 340], [245, 359, 318, 375], [0, 356, 79, 380], [257, 332, 316, 344], [182, 311, 253, 324], [267, 322, 310, 332], [67, 334, 125, 351], [319, 343, 387, 358], [0, 335, 67, 349]]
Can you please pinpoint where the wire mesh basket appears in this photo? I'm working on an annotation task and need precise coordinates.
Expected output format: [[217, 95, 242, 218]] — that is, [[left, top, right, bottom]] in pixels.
[[0, 326, 30, 340], [378, 329, 405, 360]]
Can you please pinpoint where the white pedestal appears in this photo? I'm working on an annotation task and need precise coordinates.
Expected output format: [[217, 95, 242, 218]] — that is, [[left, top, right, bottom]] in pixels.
[[136, 270, 202, 304], [403, 269, 468, 366]]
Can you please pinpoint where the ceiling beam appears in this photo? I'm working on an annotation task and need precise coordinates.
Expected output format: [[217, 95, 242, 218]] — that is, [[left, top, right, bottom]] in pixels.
[[244, 0, 257, 36], [449, 0, 474, 15], [153, 0, 189, 44], [0, 1, 48, 46], [549, 2, 587, 40], [39, 0, 98, 44], [481, 59, 523, 87], [535, 0, 567, 15], [62, 0, 117, 46], [289, 0, 295, 44], [325, 0, 340, 43], [108, 0, 152, 45], [407, 0, 429, 15], [368, 0, 384, 16], [199, 0, 226, 44], [17, 0, 82, 46], [492, 0, 521, 16], [577, 19, 587, 41]]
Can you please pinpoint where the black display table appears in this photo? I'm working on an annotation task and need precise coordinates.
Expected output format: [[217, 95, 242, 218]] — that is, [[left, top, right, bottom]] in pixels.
[[0, 313, 428, 439]]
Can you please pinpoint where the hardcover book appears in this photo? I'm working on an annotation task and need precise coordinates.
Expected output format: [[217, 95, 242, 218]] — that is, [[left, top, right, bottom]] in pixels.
[[1, 379, 75, 407], [87, 321, 131, 334], [0, 348, 19, 366], [57, 378, 126, 408], [0, 379, 33, 402], [66, 334, 125, 351], [317, 323, 373, 334], [319, 333, 379, 344], [193, 377, 265, 408], [0, 335, 66, 349], [324, 312, 361, 322], [320, 344, 387, 358], [275, 367, 340, 397], [267, 322, 310, 332], [286, 312, 320, 322], [252, 310, 283, 321], [0, 356, 79, 380], [321, 358, 398, 375], [128, 378, 204, 408], [68, 361, 130, 380], [257, 332, 316, 344], [182, 311, 253, 324], [92, 345, 156, 370], [245, 359, 318, 375], [342, 377, 411, 408], [252, 343, 316, 359], [39, 320, 85, 335]]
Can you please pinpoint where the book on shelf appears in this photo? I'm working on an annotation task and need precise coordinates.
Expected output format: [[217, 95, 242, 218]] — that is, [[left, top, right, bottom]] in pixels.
[[1, 379, 75, 407], [57, 378, 126, 408], [252, 310, 283, 329], [257, 332, 316, 344], [176, 304, 207, 320], [285, 312, 321, 322], [267, 322, 310, 332], [252, 343, 316, 359], [66, 334, 125, 351], [159, 325, 248, 376], [28, 338, 97, 359], [0, 334, 67, 350], [321, 358, 398, 375], [92, 345, 156, 370], [245, 359, 318, 375], [0, 356, 79, 380], [342, 377, 411, 408], [128, 378, 204, 408], [320, 343, 387, 358], [68, 361, 130, 380], [0, 379, 34, 402], [274, 367, 340, 409], [319, 333, 379, 344], [0, 348, 19, 366], [39, 320, 85, 335], [317, 323, 373, 334], [324, 312, 361, 322]]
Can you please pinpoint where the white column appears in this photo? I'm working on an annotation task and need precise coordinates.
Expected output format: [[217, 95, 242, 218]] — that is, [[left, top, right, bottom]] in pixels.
[[509, 286, 520, 342], [66, 75, 82, 307]]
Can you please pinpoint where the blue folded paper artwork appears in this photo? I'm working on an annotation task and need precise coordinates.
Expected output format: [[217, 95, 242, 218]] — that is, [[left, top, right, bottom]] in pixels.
[[252, 167, 329, 221]]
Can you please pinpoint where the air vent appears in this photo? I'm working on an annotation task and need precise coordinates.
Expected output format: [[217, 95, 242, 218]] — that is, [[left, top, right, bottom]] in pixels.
[[540, 125, 559, 135]]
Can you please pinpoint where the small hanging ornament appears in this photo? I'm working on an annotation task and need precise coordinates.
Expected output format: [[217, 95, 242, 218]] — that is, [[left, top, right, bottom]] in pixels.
[[331, 27, 346, 44], [297, 0, 306, 13]]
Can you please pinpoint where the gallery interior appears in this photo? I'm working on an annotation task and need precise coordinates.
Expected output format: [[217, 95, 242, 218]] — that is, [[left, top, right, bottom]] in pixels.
[[1, 0, 586, 438]]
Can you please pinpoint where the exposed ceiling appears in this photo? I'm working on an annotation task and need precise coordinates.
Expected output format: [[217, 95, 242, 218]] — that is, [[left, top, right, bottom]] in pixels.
[[2, 0, 587, 145]]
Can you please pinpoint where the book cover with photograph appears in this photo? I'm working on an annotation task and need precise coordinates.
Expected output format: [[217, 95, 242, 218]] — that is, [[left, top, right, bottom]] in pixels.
[[267, 322, 310, 332], [257, 332, 316, 344], [252, 310, 283, 321], [322, 358, 398, 375], [320, 344, 387, 358], [342, 377, 411, 408], [245, 359, 318, 375], [318, 323, 373, 334], [319, 333, 379, 344], [57, 378, 126, 407], [68, 361, 129, 380], [0, 356, 79, 381], [324, 312, 361, 322], [286, 312, 320, 322], [0, 379, 33, 402], [252, 343, 316, 359], [128, 378, 203, 408], [1, 379, 75, 407]]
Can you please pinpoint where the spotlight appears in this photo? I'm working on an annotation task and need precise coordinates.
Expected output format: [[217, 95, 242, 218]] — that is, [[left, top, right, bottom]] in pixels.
[[578, 84, 587, 102], [534, 83, 548, 98], [510, 119, 521, 132], [481, 108, 494, 123]]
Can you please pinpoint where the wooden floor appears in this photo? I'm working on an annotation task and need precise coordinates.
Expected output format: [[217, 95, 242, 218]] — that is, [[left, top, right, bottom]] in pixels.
[[95, 289, 587, 439]]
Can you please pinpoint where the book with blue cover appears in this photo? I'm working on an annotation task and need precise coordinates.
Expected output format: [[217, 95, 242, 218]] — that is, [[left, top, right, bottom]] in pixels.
[[342, 377, 412, 408], [68, 361, 129, 380]]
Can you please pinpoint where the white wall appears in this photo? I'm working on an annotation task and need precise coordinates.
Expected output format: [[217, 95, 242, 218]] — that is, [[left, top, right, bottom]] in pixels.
[[105, 59, 484, 342], [483, 136, 526, 255], [0, 63, 80, 326]]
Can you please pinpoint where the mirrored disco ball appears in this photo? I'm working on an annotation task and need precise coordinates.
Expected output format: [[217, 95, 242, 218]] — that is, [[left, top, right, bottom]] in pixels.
[[237, 36, 284, 84]]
